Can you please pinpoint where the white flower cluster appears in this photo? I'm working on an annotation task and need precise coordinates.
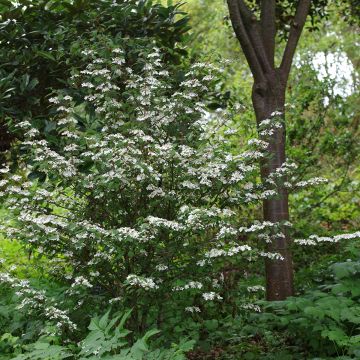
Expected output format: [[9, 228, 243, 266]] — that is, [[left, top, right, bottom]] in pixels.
[[126, 274, 159, 290], [147, 216, 184, 231], [71, 276, 93, 288], [239, 221, 291, 234], [185, 306, 201, 313], [173, 281, 203, 291], [259, 252, 285, 261], [258, 111, 284, 137], [204, 245, 251, 259], [0, 272, 77, 332], [202, 292, 223, 301], [241, 303, 261, 312], [247, 285, 265, 292], [155, 264, 168, 271], [295, 231, 360, 245], [295, 177, 328, 188]]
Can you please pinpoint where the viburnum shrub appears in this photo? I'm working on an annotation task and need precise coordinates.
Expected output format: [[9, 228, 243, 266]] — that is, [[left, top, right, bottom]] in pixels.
[[1, 42, 357, 332]]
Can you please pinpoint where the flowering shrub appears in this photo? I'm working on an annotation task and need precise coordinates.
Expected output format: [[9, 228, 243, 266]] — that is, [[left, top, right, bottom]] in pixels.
[[0, 0, 190, 169], [1, 42, 357, 332]]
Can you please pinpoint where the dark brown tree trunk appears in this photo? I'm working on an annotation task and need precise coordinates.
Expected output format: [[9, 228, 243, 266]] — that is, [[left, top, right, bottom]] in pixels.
[[226, 0, 310, 300], [252, 70, 294, 300]]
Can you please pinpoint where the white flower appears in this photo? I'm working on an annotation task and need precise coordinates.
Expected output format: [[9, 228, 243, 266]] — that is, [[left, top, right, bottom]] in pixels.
[[147, 216, 183, 231], [295, 231, 360, 245], [202, 292, 222, 301], [185, 306, 201, 313], [71, 276, 93, 288], [247, 285, 265, 292], [81, 82, 94, 88], [260, 252, 284, 261], [126, 274, 159, 290], [155, 264, 168, 271], [296, 177, 328, 188], [173, 281, 203, 291], [49, 97, 60, 104], [241, 303, 261, 312], [109, 297, 122, 304], [205, 249, 226, 258]]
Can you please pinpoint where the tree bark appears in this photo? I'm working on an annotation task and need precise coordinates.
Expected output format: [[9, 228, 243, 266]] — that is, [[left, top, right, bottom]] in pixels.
[[252, 70, 294, 300], [227, 0, 311, 300]]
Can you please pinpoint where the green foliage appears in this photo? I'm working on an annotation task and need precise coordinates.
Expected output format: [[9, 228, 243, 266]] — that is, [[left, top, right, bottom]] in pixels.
[[2, 310, 194, 360], [253, 258, 360, 358], [79, 310, 133, 358], [0, 0, 190, 166], [174, 254, 359, 359], [12, 340, 72, 360]]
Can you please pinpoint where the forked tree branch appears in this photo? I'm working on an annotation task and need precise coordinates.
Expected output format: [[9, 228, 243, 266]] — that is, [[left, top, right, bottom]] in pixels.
[[227, 0, 265, 82], [228, 0, 311, 84], [236, 0, 273, 75], [280, 0, 311, 80], [260, 0, 276, 67], [235, 0, 254, 20], [228, 0, 276, 81]]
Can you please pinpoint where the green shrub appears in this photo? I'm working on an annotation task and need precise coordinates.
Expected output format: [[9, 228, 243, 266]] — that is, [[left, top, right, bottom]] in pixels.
[[0, 0, 190, 167], [5, 310, 194, 360], [251, 257, 360, 358]]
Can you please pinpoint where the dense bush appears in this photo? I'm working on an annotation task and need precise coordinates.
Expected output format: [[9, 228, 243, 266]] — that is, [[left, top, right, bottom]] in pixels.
[[0, 44, 259, 332], [0, 0, 189, 166]]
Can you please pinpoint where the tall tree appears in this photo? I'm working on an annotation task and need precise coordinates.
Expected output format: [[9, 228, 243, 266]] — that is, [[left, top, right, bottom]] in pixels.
[[226, 0, 359, 300], [226, 0, 312, 300]]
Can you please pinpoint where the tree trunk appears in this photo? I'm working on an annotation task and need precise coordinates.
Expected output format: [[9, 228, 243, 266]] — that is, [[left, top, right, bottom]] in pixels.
[[226, 0, 311, 300], [252, 70, 294, 300]]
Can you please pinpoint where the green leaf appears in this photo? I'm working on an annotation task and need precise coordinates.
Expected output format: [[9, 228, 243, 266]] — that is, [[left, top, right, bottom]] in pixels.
[[204, 319, 219, 331], [129, 339, 149, 359], [36, 50, 56, 61], [321, 328, 348, 345], [141, 328, 160, 342], [118, 309, 132, 329], [304, 306, 325, 319], [341, 307, 360, 324], [88, 315, 101, 331], [98, 310, 110, 329]]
